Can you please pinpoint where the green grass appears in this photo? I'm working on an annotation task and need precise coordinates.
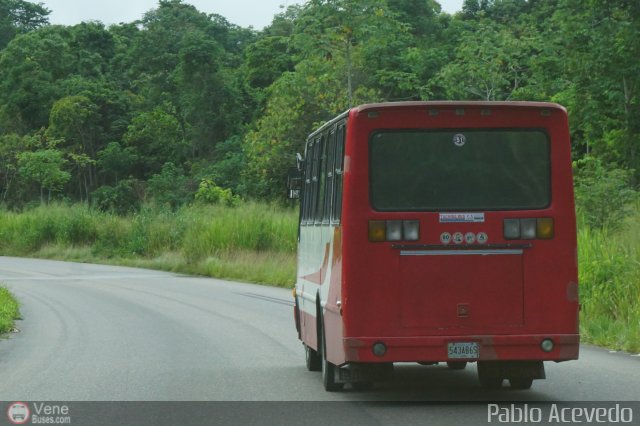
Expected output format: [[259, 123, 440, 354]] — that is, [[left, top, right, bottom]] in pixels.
[[0, 286, 20, 335], [0, 202, 298, 287], [578, 210, 640, 352]]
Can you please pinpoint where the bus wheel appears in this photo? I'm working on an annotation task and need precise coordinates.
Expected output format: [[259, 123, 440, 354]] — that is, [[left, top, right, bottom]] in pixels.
[[509, 377, 533, 390], [446, 361, 467, 370], [320, 323, 344, 391], [305, 344, 321, 372]]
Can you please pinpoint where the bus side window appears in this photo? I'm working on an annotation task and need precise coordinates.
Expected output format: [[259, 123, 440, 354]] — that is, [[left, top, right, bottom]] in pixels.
[[323, 128, 337, 224], [332, 124, 345, 223], [309, 138, 321, 223], [302, 139, 314, 225], [316, 132, 328, 224]]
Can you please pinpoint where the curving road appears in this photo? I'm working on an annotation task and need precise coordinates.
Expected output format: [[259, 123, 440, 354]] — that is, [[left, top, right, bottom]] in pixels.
[[1, 257, 639, 423]]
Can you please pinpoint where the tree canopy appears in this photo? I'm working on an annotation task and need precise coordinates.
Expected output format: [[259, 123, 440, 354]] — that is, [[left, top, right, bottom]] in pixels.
[[0, 0, 638, 207]]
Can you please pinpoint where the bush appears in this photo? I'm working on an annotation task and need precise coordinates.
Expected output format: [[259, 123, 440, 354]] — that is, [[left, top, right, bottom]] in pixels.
[[195, 179, 240, 207], [147, 163, 194, 210], [573, 157, 637, 229], [0, 286, 20, 334], [92, 179, 143, 215]]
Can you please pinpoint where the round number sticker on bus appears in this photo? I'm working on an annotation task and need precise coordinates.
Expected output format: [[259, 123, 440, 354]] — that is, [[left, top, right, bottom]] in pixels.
[[477, 232, 488, 244], [453, 133, 466, 147], [440, 232, 452, 244], [453, 232, 464, 244], [465, 232, 476, 244]]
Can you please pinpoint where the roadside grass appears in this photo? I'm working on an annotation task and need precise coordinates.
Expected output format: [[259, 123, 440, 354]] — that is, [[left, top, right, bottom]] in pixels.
[[0, 286, 20, 335], [578, 210, 640, 353], [0, 202, 298, 287]]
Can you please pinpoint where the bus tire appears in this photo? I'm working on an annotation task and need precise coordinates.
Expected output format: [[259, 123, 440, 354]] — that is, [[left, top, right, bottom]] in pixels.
[[509, 377, 533, 390], [305, 344, 321, 372], [320, 320, 344, 391], [446, 361, 467, 370]]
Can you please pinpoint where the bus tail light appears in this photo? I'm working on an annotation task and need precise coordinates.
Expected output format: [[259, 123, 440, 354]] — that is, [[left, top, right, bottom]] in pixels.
[[504, 219, 521, 239], [504, 218, 554, 240], [369, 220, 420, 242], [521, 219, 537, 239], [536, 218, 554, 239], [368, 221, 387, 242], [386, 221, 403, 241], [403, 220, 420, 241]]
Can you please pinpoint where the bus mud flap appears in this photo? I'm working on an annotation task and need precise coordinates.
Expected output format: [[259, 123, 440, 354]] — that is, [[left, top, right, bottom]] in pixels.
[[337, 363, 394, 384]]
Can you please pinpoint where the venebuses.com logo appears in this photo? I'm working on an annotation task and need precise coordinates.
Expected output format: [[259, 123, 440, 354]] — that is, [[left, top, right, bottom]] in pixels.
[[5, 401, 72, 424], [6, 402, 30, 425]]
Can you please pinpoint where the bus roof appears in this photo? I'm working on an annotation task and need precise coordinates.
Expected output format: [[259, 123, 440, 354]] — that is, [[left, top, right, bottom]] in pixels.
[[353, 101, 566, 114], [307, 101, 566, 140]]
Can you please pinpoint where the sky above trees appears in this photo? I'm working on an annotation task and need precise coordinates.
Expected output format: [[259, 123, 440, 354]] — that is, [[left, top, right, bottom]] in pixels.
[[38, 0, 465, 29]]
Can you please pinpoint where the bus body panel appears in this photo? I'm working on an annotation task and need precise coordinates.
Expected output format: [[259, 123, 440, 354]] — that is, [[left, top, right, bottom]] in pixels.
[[295, 102, 578, 370]]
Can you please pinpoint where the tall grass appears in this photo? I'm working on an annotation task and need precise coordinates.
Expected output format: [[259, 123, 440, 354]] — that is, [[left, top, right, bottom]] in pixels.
[[0, 286, 20, 335], [578, 210, 640, 352], [0, 202, 298, 287]]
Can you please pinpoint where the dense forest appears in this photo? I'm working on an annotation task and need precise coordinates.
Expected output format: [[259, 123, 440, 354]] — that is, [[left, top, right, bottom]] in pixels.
[[0, 0, 638, 211]]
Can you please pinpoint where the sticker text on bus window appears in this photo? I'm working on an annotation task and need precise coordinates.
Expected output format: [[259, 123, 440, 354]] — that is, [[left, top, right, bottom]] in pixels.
[[439, 212, 485, 223], [453, 133, 466, 147]]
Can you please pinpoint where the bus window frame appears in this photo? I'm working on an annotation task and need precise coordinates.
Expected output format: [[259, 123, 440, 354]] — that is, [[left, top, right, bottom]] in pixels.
[[308, 137, 320, 224], [331, 122, 346, 225], [322, 127, 337, 225], [315, 133, 328, 225], [301, 139, 314, 225]]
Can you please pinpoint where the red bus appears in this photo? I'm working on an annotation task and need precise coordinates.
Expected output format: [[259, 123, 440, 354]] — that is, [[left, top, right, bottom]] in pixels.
[[289, 101, 579, 391]]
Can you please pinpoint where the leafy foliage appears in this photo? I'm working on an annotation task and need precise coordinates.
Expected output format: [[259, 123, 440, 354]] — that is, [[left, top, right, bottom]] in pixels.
[[0, 0, 639, 206], [92, 179, 142, 215], [17, 144, 71, 203], [0, 0, 49, 49], [195, 179, 240, 207], [574, 157, 637, 230], [147, 162, 194, 209]]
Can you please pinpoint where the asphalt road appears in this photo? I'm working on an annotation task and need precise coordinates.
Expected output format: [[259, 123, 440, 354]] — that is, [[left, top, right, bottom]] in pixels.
[[1, 257, 639, 424]]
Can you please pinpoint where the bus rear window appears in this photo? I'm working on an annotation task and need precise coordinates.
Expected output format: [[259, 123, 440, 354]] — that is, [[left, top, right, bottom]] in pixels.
[[370, 130, 550, 211]]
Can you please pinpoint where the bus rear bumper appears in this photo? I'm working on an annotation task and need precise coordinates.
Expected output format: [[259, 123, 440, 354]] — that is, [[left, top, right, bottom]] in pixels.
[[343, 334, 579, 363]]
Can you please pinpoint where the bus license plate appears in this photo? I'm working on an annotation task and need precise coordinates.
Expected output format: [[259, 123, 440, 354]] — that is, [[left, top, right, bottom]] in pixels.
[[448, 342, 479, 359]]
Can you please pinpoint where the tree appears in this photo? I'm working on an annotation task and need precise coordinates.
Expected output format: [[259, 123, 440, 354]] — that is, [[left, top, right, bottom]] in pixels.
[[0, 26, 73, 133], [550, 0, 640, 173], [293, 0, 411, 106], [17, 144, 71, 203], [96, 142, 138, 185], [46, 95, 101, 200], [126, 0, 249, 159], [147, 162, 194, 209], [431, 20, 535, 100], [0, 133, 24, 203], [0, 0, 49, 49], [122, 107, 188, 178]]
